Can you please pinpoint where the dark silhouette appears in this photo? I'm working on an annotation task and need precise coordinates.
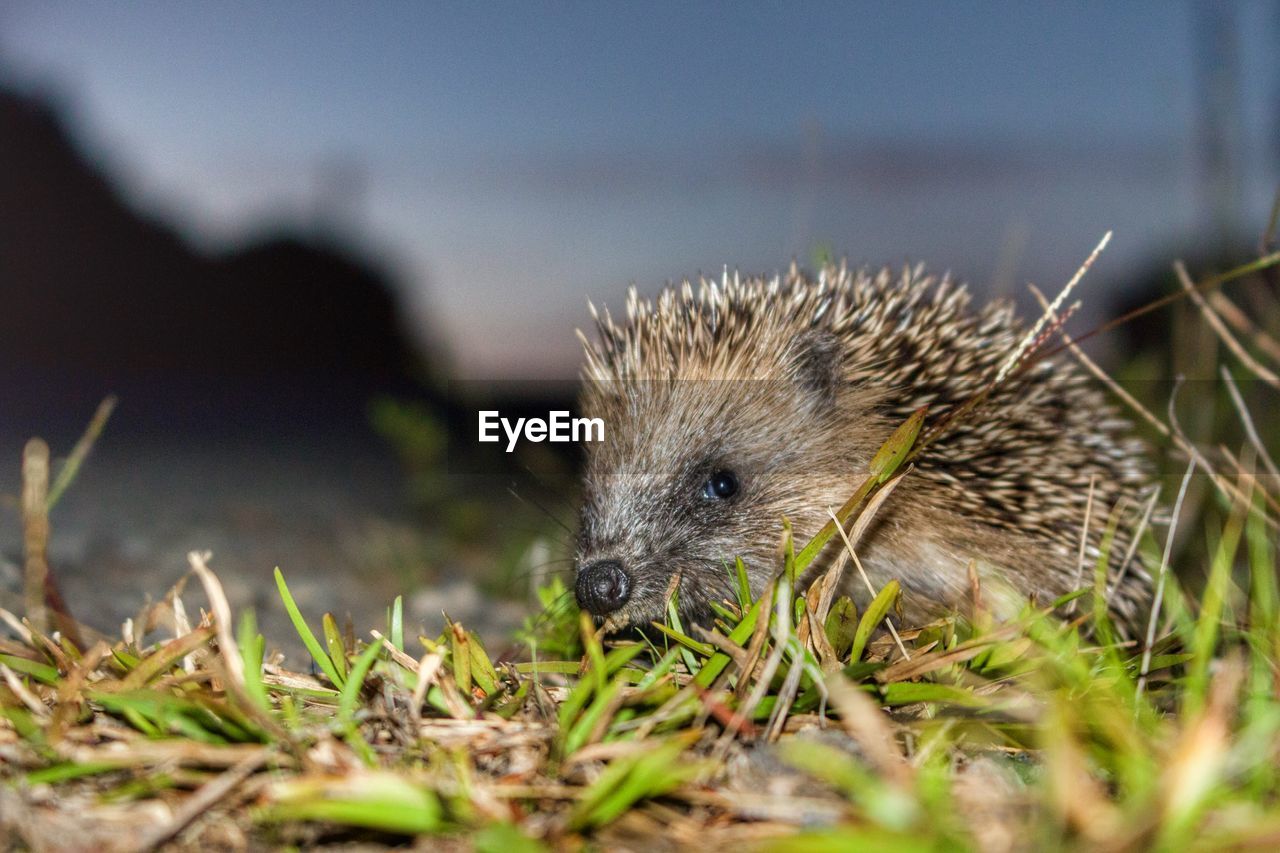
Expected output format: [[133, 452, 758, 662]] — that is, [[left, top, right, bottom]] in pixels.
[[0, 85, 429, 435]]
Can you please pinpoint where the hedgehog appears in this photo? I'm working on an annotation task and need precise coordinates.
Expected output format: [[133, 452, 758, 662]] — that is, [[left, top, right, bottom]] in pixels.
[[572, 263, 1156, 638]]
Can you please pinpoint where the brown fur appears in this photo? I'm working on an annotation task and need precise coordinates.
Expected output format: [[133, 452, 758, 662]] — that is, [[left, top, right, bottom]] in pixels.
[[575, 263, 1155, 636]]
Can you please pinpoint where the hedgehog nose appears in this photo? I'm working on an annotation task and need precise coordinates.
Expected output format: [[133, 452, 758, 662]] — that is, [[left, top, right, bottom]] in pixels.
[[576, 560, 632, 615]]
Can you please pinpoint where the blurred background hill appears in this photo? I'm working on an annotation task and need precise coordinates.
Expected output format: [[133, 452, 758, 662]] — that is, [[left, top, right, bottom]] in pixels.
[[0, 86, 428, 434], [0, 1, 1276, 654]]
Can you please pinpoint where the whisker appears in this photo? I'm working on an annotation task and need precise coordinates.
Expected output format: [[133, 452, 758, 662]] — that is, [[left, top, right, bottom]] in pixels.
[[520, 589, 580, 636], [507, 482, 576, 537], [503, 564, 577, 591]]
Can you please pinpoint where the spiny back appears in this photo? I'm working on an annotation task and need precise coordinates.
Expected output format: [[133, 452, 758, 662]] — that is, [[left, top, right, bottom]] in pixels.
[[577, 263, 1154, 632], [581, 264, 1018, 385]]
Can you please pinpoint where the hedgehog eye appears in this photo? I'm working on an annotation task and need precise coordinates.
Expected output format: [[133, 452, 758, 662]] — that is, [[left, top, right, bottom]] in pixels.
[[702, 470, 739, 500]]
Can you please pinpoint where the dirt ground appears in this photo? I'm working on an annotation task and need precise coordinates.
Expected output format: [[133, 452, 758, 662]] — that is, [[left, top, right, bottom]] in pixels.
[[0, 430, 529, 663]]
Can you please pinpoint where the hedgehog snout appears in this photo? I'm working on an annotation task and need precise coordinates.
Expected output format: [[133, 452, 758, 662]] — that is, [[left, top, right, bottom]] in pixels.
[[575, 559, 632, 616]]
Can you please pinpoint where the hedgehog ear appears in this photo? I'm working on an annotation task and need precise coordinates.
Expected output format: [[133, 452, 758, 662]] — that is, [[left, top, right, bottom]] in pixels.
[[785, 329, 843, 410]]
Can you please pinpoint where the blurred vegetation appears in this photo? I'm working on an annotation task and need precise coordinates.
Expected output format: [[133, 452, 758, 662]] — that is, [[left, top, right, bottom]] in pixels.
[[369, 395, 578, 602]]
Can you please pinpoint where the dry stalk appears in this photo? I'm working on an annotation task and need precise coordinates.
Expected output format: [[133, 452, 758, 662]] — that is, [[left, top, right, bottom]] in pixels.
[[50, 641, 111, 741], [733, 578, 775, 701], [997, 231, 1110, 383], [763, 650, 806, 742], [810, 551, 849, 632], [1164, 380, 1225, 502], [1107, 486, 1161, 599], [370, 629, 423, 671], [1137, 458, 1197, 698], [804, 600, 841, 670], [1038, 248, 1280, 364], [1028, 284, 1171, 441], [695, 627, 749, 670], [135, 750, 269, 851], [828, 506, 910, 662], [1161, 654, 1244, 820], [1208, 291, 1280, 365], [630, 680, 700, 740], [1219, 365, 1280, 486], [0, 661, 48, 716], [1068, 475, 1098, 617], [813, 469, 906, 632], [410, 651, 446, 718], [188, 551, 244, 690], [735, 583, 794, 739], [825, 673, 912, 787], [1213, 447, 1280, 526], [46, 395, 117, 511], [875, 620, 1028, 684], [0, 607, 35, 645], [21, 438, 51, 634], [1175, 260, 1280, 390], [1029, 285, 1268, 529]]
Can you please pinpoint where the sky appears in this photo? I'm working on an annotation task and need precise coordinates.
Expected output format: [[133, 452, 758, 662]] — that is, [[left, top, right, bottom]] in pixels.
[[2, 1, 1277, 377]]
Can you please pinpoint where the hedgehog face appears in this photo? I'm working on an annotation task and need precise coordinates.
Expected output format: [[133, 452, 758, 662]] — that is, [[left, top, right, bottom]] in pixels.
[[574, 333, 868, 630]]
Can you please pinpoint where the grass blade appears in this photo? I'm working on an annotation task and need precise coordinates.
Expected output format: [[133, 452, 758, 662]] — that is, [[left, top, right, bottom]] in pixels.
[[850, 580, 900, 662], [274, 567, 345, 689]]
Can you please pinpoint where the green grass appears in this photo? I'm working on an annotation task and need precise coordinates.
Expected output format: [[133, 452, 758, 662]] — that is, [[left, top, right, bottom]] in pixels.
[[7, 513, 1279, 850], [3, 248, 1280, 849], [1, 447, 1276, 850]]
